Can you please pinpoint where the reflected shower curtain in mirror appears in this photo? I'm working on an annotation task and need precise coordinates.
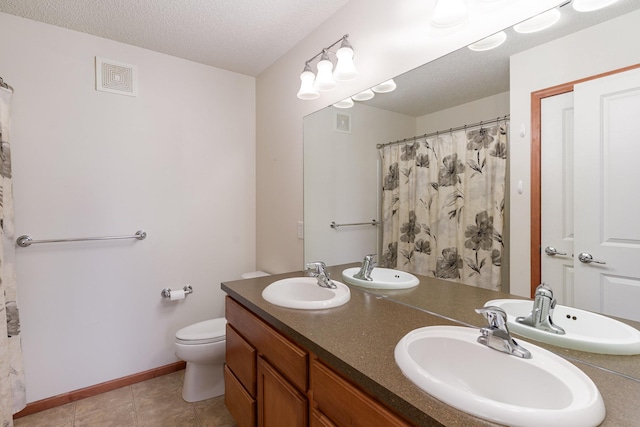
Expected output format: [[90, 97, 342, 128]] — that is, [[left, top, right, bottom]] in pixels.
[[379, 122, 508, 290], [0, 86, 26, 423]]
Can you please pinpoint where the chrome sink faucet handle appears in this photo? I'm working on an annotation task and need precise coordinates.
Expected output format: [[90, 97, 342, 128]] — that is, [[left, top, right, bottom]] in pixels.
[[516, 283, 566, 335], [475, 306, 532, 359], [305, 261, 337, 289], [354, 254, 377, 281]]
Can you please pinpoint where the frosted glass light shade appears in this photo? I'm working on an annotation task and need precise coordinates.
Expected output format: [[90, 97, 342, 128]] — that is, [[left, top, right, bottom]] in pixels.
[[334, 46, 357, 81], [371, 79, 396, 93], [513, 9, 561, 33], [333, 98, 354, 109], [352, 89, 375, 101], [431, 0, 469, 29], [314, 54, 337, 91], [572, 0, 619, 12], [297, 69, 319, 100], [468, 31, 507, 51]]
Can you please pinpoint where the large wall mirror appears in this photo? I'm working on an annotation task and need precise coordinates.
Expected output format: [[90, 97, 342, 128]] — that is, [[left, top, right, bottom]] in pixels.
[[304, 1, 640, 378]]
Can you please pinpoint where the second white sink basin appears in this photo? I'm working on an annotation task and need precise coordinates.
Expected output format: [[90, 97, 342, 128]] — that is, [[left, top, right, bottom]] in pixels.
[[395, 326, 605, 427], [486, 299, 640, 355], [341, 267, 419, 289], [262, 277, 350, 310]]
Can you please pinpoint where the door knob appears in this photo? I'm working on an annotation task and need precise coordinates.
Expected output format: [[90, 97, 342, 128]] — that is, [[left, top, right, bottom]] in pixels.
[[578, 252, 606, 265], [544, 246, 567, 256]]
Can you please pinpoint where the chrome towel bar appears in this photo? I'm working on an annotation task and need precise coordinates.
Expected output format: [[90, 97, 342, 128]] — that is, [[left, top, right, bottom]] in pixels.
[[16, 230, 147, 248], [330, 220, 379, 229]]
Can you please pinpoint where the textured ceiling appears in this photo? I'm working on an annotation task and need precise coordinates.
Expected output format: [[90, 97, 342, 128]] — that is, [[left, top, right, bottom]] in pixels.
[[363, 0, 640, 117], [0, 0, 350, 76]]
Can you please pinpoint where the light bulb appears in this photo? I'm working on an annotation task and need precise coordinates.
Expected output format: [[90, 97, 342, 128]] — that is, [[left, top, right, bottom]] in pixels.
[[297, 63, 319, 100], [314, 51, 337, 91], [333, 38, 357, 81]]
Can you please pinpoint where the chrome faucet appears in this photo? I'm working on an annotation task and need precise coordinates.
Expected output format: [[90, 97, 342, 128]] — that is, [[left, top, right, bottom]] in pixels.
[[305, 261, 337, 289], [353, 254, 376, 281], [475, 306, 532, 359], [516, 283, 565, 335]]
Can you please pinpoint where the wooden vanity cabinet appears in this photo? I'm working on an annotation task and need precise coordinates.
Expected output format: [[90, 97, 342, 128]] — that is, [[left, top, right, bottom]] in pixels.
[[225, 296, 308, 427], [225, 296, 413, 427]]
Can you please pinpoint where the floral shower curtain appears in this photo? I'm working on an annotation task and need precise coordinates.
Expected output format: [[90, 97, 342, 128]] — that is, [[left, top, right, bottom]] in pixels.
[[0, 85, 26, 423], [379, 122, 508, 290]]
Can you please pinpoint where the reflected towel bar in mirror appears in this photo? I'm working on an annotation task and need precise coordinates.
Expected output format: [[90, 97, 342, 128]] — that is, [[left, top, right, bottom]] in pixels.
[[16, 230, 147, 247], [330, 220, 379, 229]]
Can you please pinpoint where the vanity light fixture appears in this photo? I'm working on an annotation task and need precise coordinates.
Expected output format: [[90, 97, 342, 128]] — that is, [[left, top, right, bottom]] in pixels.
[[430, 0, 469, 29], [468, 31, 507, 51], [572, 0, 620, 12], [513, 8, 561, 33], [315, 50, 337, 91], [296, 62, 320, 100], [371, 79, 397, 93], [296, 34, 358, 100]]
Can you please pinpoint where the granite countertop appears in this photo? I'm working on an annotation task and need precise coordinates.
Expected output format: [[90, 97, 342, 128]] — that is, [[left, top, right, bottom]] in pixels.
[[221, 265, 640, 427]]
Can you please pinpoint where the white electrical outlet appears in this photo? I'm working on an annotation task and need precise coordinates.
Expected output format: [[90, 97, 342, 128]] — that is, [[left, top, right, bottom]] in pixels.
[[297, 221, 304, 239]]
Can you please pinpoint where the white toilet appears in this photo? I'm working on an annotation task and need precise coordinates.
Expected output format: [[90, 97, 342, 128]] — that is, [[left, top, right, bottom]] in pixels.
[[174, 271, 269, 402], [174, 317, 227, 402]]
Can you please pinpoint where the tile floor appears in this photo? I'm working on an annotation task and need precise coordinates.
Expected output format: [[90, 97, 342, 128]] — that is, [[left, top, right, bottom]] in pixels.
[[13, 370, 237, 427]]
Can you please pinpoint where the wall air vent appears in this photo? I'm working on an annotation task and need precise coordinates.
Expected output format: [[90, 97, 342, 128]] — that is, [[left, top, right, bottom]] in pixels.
[[95, 57, 138, 97]]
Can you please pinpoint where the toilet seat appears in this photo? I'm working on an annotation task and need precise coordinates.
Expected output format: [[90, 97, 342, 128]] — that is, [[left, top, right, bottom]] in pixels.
[[175, 318, 226, 345]]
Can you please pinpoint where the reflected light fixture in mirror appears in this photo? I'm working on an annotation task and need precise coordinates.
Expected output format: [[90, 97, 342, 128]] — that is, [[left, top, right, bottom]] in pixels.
[[468, 31, 507, 51], [573, 0, 620, 12], [513, 8, 562, 33], [430, 0, 469, 29], [352, 89, 375, 101], [333, 97, 355, 109], [371, 79, 397, 93]]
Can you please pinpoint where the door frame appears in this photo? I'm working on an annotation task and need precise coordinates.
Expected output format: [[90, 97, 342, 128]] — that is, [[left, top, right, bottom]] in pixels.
[[529, 63, 640, 298]]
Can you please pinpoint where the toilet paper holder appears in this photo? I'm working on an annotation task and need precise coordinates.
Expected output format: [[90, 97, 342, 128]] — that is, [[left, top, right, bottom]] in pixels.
[[161, 285, 194, 299]]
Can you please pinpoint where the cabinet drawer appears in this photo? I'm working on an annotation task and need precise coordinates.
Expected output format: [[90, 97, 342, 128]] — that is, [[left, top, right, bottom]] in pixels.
[[310, 408, 338, 427], [224, 366, 256, 427], [311, 358, 411, 427], [226, 324, 257, 397], [226, 297, 308, 392]]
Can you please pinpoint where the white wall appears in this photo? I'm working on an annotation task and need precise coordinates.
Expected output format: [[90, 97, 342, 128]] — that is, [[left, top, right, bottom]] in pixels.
[[256, 0, 562, 274], [416, 92, 510, 134], [0, 12, 256, 402], [304, 104, 415, 265], [509, 9, 640, 297]]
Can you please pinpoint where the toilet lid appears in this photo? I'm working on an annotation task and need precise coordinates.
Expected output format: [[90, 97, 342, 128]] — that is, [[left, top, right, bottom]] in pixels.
[[176, 318, 226, 344]]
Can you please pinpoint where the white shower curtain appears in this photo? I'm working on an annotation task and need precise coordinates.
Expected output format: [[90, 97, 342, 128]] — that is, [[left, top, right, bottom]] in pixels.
[[379, 122, 508, 290], [0, 85, 26, 424]]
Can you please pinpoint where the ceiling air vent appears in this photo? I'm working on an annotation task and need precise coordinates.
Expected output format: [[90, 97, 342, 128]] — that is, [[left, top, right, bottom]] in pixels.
[[95, 57, 137, 97]]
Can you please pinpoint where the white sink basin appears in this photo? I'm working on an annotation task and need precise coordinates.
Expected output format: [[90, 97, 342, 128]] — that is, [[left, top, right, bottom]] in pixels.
[[486, 299, 640, 355], [341, 267, 419, 289], [395, 326, 605, 427], [262, 277, 350, 310]]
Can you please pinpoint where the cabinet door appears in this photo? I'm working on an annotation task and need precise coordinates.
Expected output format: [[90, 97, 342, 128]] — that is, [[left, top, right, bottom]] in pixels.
[[257, 356, 308, 427]]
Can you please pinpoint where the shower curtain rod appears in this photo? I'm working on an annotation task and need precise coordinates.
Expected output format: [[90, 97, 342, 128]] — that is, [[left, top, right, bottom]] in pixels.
[[377, 114, 509, 149], [0, 76, 14, 92]]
